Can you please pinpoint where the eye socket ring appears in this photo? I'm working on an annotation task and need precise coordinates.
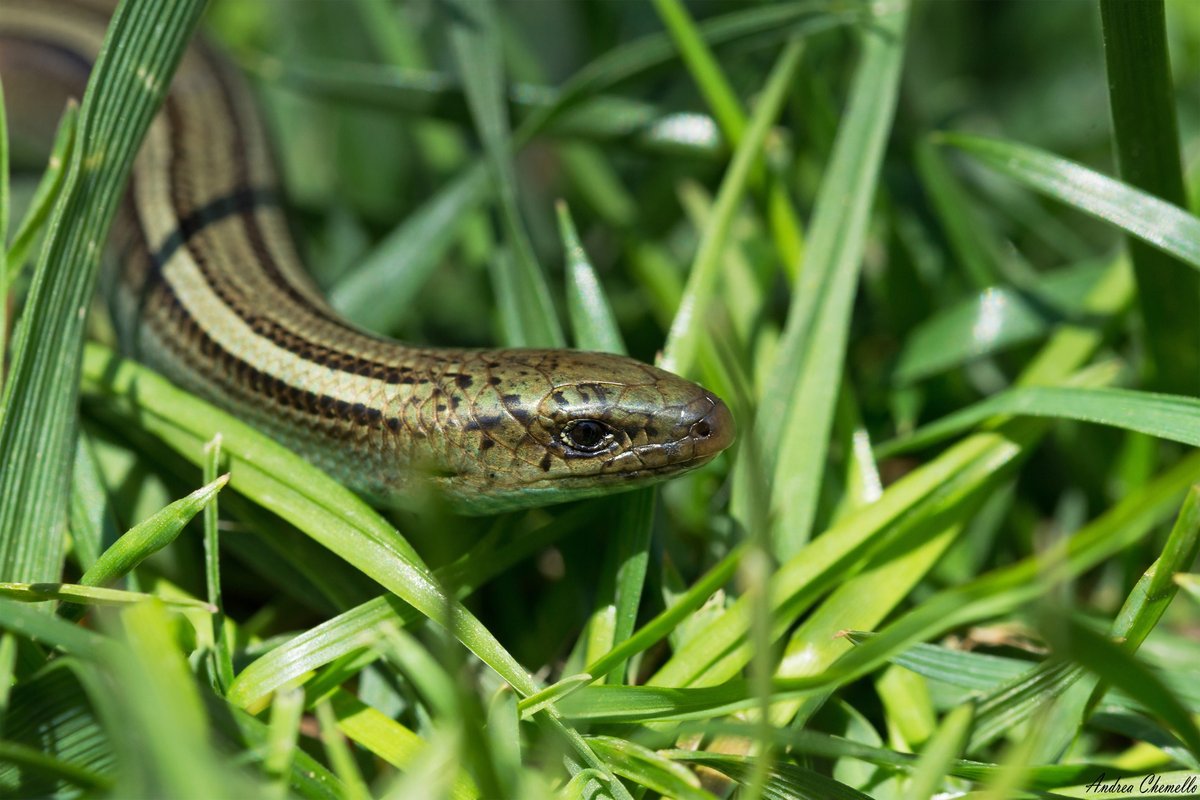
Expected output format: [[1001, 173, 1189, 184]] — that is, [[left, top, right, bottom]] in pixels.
[[560, 419, 615, 453]]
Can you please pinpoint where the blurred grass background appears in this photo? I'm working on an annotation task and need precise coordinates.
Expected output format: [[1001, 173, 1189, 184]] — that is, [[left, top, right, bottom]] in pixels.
[[4, 0, 1200, 798]]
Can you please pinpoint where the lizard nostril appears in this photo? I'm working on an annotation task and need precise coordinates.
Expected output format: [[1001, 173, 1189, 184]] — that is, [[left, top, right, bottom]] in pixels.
[[693, 420, 712, 438]]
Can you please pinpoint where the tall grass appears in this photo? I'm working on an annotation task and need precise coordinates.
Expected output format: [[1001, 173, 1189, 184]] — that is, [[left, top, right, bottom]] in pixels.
[[3, 0, 1200, 798]]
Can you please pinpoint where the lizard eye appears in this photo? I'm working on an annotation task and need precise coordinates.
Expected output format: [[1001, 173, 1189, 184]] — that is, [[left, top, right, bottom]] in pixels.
[[561, 420, 614, 452]]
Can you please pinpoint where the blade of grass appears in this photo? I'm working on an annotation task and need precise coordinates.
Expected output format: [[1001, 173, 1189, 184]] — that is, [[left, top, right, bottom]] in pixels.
[[1099, 0, 1197, 394], [587, 735, 717, 800], [0, 583, 215, 612], [57, 475, 228, 621], [203, 436, 234, 695], [68, 433, 120, 572], [579, 542, 747, 690], [445, 0, 563, 348], [199, 689, 344, 800], [877, 384, 1200, 458], [650, 0, 804, 275], [757, 3, 909, 558], [328, 687, 479, 800], [0, 74, 7, 399], [904, 703, 974, 800], [914, 137, 1003, 289], [0, 598, 110, 660], [0, 0, 207, 584], [106, 600, 243, 798], [1073, 484, 1200, 725], [263, 686, 304, 798], [659, 33, 805, 376], [329, 163, 489, 333], [1042, 612, 1200, 761], [0, 740, 113, 793], [0, 632, 14, 736], [940, 132, 1200, 271], [892, 259, 1113, 385], [315, 698, 372, 800], [558, 200, 625, 355], [2, 101, 78, 289]]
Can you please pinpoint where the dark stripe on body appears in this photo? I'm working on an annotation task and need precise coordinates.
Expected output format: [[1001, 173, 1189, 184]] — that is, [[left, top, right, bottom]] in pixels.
[[129, 65, 444, 381]]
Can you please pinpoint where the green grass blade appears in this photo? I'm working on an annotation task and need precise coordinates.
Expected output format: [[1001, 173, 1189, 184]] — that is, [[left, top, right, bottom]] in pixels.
[[914, 137, 1002, 289], [584, 489, 655, 686], [557, 200, 625, 355], [0, 74, 7, 399], [1044, 612, 1200, 761], [315, 698, 372, 800], [263, 686, 303, 798], [0, 632, 14, 736], [202, 690, 344, 800], [106, 600, 242, 798], [1079, 485, 1200, 720], [587, 735, 717, 800], [203, 436, 234, 695], [0, 0, 207, 584], [58, 475, 227, 622], [1178, 573, 1200, 603], [941, 132, 1200, 271], [329, 163, 489, 334], [375, 624, 458, 718], [446, 0, 563, 348], [0, 597, 110, 660], [877, 385, 1200, 458], [518, 673, 594, 719], [760, 4, 909, 558], [650, 0, 747, 143], [582, 542, 746, 687], [1099, 0, 1197, 394], [650, 0, 805, 276], [0, 583, 215, 612], [0, 740, 112, 793], [68, 433, 119, 572], [2, 100, 78, 288], [659, 34, 805, 377], [893, 259, 1114, 385]]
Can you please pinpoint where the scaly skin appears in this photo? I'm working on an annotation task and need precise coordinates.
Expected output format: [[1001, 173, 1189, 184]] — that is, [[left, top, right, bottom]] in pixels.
[[0, 0, 735, 514]]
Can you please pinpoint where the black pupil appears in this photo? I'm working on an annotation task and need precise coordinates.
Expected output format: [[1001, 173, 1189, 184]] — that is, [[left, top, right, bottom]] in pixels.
[[569, 421, 606, 449]]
